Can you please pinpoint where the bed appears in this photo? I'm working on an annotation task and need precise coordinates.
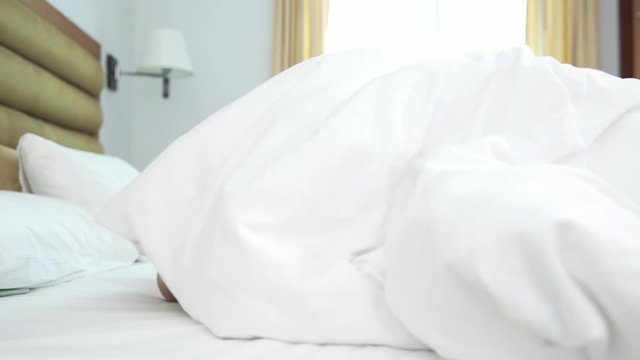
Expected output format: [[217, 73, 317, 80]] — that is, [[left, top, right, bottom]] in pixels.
[[0, 1, 440, 358], [1, 263, 437, 359], [3, 2, 640, 360]]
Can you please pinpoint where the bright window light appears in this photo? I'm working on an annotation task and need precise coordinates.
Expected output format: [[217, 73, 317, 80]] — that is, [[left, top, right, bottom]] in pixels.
[[325, 0, 527, 59]]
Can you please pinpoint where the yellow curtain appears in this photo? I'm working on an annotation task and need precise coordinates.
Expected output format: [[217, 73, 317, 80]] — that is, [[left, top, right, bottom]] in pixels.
[[526, 0, 600, 68], [271, 0, 329, 76]]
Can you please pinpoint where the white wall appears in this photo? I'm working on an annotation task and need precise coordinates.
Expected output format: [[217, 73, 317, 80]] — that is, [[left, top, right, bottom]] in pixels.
[[48, 0, 136, 161], [130, 0, 273, 169], [49, 0, 273, 169], [49, 1, 620, 168], [600, 0, 620, 76]]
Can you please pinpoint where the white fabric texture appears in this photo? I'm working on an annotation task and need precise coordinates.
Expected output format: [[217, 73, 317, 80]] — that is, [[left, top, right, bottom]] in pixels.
[[0, 191, 138, 289], [384, 161, 640, 360], [0, 263, 440, 360], [100, 50, 425, 349], [559, 111, 640, 206], [18, 133, 139, 215], [98, 48, 640, 358]]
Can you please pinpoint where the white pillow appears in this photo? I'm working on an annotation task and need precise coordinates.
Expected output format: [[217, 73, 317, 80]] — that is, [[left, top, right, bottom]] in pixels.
[[17, 133, 139, 214], [0, 191, 138, 290]]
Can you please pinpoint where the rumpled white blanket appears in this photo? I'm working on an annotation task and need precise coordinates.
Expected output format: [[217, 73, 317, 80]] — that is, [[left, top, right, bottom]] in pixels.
[[98, 48, 640, 360]]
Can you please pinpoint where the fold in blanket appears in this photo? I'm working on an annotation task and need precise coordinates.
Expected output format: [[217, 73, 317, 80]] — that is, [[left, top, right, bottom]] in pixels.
[[98, 48, 640, 360], [385, 159, 640, 360]]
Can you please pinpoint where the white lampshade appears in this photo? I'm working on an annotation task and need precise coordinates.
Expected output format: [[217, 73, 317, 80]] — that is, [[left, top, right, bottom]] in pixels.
[[139, 28, 193, 78]]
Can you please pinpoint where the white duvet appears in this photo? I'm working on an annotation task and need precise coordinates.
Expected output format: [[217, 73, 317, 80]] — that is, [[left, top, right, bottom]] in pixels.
[[98, 48, 640, 360]]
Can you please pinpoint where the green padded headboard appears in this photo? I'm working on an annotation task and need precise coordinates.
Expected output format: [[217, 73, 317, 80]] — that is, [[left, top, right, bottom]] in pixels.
[[0, 0, 104, 191]]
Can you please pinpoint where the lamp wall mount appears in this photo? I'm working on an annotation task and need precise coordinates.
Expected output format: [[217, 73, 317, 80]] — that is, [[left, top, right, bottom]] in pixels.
[[106, 54, 173, 98]]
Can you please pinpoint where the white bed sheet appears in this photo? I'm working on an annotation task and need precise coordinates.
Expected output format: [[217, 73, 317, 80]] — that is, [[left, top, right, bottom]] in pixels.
[[0, 263, 440, 360]]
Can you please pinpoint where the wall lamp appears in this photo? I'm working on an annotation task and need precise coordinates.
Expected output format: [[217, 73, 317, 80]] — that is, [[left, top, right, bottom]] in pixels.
[[106, 28, 193, 98]]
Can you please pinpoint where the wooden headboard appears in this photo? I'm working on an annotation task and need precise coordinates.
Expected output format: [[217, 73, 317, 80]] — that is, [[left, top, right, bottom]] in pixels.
[[0, 0, 104, 191]]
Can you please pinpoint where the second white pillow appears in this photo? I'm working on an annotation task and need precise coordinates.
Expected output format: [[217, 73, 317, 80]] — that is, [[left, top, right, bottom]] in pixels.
[[17, 133, 139, 215]]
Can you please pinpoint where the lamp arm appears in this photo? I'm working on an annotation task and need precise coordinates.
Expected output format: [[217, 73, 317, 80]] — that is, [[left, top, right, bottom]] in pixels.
[[119, 70, 165, 78], [163, 77, 170, 98], [119, 69, 171, 98]]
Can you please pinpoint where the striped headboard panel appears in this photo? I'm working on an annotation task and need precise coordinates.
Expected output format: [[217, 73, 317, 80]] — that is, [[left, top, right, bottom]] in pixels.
[[0, 0, 104, 191]]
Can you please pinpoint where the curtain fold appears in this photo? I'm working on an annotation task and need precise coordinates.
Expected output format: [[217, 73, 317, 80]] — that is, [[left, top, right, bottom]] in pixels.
[[526, 0, 600, 68], [272, 0, 329, 75]]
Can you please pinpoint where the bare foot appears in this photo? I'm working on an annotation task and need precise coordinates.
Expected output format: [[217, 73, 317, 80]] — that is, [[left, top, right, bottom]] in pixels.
[[157, 274, 177, 302]]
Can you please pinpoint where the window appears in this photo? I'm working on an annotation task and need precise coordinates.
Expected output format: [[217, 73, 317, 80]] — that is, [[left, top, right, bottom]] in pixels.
[[325, 0, 527, 59]]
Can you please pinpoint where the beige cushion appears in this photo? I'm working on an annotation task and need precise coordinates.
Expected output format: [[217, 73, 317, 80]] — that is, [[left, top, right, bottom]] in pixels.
[[0, 105, 103, 153], [0, 46, 102, 135], [0, 0, 103, 96], [0, 145, 20, 191]]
